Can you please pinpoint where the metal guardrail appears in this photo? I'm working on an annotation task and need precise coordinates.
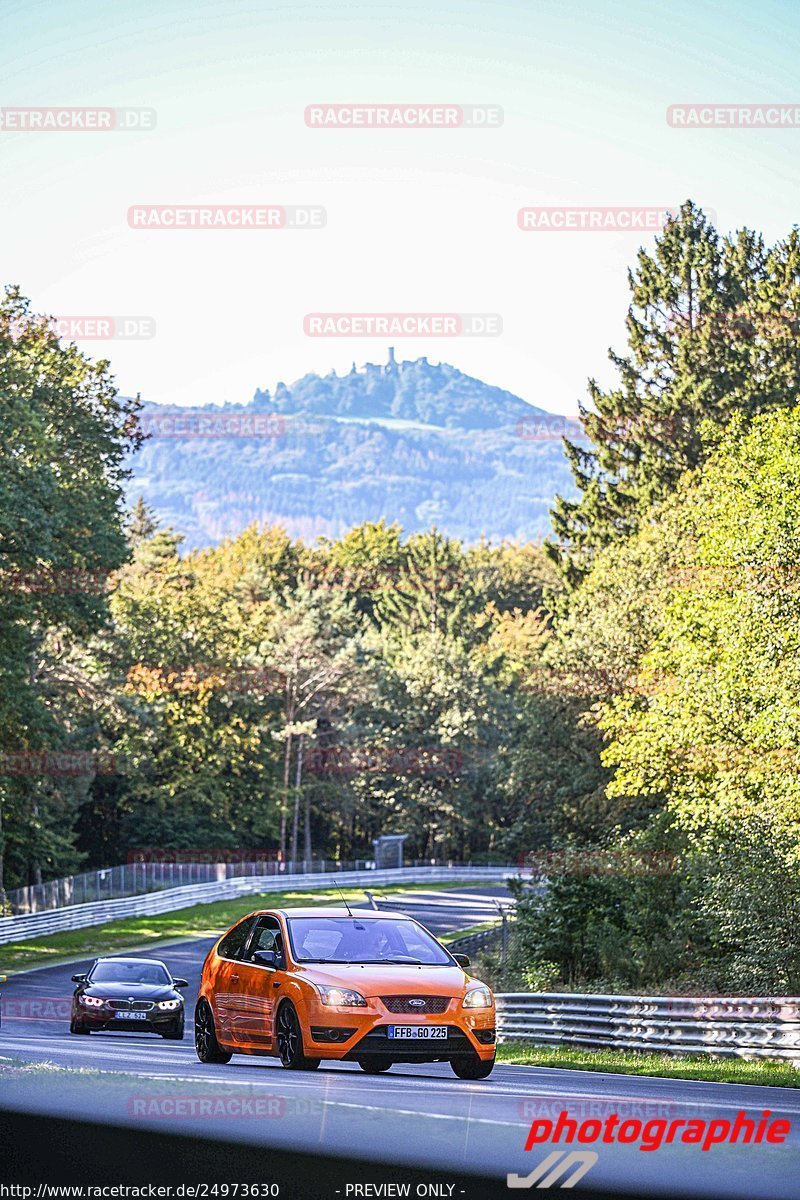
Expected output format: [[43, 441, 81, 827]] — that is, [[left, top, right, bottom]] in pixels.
[[0, 866, 521, 946], [4, 857, 411, 915], [494, 992, 800, 1060]]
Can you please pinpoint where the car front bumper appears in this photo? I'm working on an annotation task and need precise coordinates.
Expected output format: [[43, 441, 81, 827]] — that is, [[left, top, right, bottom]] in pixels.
[[75, 1007, 183, 1032]]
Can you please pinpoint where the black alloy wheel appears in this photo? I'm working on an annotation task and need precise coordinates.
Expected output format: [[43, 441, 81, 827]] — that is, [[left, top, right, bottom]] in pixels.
[[276, 1002, 320, 1070], [194, 999, 232, 1063]]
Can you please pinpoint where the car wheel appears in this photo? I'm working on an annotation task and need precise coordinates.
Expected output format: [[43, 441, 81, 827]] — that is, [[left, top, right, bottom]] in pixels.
[[194, 1000, 232, 1063], [162, 1014, 185, 1040], [69, 1018, 90, 1035], [276, 1002, 320, 1070], [450, 1053, 495, 1080], [358, 1058, 392, 1073]]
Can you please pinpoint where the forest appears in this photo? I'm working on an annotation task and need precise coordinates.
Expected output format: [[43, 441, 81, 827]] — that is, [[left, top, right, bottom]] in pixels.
[[4, 200, 800, 992]]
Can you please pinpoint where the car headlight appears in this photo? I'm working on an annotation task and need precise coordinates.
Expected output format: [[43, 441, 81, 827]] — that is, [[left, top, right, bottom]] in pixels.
[[462, 987, 493, 1009], [316, 985, 368, 1007], [157, 999, 182, 1011], [81, 995, 105, 1007]]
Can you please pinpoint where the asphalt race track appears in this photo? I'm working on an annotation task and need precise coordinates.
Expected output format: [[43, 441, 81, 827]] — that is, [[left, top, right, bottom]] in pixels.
[[1, 887, 799, 1198]]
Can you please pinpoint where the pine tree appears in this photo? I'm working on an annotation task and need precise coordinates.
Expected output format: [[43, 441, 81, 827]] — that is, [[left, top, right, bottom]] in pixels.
[[548, 201, 800, 585]]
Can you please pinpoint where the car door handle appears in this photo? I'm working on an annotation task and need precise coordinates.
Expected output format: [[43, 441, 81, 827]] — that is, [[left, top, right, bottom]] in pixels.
[[231, 974, 239, 983]]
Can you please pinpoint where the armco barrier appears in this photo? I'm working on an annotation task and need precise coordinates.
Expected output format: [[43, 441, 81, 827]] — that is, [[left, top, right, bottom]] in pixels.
[[495, 992, 800, 1060], [0, 866, 521, 945]]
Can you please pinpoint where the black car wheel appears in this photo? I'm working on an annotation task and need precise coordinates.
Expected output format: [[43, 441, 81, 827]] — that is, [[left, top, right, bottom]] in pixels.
[[162, 1012, 185, 1040], [69, 1017, 90, 1035], [194, 1000, 232, 1063], [450, 1053, 495, 1080], [358, 1058, 392, 1073], [276, 1002, 320, 1070]]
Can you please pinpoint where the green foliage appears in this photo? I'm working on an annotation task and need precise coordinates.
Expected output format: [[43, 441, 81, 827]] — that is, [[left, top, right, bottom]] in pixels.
[[550, 201, 800, 585]]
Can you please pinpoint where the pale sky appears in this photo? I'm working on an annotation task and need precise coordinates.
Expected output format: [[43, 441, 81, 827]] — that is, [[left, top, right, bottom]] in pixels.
[[2, 0, 799, 415]]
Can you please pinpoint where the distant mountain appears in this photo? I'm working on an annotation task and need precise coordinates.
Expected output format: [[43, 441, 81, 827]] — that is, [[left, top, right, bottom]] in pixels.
[[128, 350, 582, 549]]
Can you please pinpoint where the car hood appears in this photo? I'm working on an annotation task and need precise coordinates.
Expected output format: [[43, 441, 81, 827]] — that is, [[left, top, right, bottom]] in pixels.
[[295, 963, 472, 996], [82, 982, 179, 1001]]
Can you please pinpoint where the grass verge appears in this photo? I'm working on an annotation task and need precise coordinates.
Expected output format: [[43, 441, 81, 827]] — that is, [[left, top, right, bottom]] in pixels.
[[439, 920, 499, 944], [497, 1042, 800, 1087], [0, 879, 476, 974]]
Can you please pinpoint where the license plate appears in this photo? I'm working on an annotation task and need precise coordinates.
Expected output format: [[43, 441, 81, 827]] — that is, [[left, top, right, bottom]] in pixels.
[[388, 1025, 447, 1040], [115, 1011, 149, 1020]]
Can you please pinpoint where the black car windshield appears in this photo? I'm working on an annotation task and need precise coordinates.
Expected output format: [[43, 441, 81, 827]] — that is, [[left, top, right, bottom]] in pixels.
[[89, 961, 171, 985], [287, 917, 452, 965]]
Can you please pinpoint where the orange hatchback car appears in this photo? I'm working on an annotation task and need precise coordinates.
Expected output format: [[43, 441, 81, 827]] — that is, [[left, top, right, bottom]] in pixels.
[[195, 907, 496, 1078]]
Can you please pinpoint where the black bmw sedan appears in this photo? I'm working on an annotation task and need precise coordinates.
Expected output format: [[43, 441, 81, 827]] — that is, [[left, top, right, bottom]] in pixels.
[[70, 956, 188, 1038]]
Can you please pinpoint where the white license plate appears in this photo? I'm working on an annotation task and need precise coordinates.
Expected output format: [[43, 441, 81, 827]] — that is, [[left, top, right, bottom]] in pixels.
[[115, 1011, 149, 1020], [388, 1025, 447, 1040]]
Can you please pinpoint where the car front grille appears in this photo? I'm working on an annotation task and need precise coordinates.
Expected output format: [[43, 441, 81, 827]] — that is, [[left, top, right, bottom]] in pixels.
[[380, 995, 451, 1014], [107, 1000, 155, 1012]]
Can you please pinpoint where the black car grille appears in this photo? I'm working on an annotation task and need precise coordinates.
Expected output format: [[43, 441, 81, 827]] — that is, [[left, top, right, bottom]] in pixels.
[[107, 1000, 156, 1012], [381, 995, 451, 1014]]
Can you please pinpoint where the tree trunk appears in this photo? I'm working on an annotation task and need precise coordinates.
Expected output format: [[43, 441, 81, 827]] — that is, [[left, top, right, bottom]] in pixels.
[[290, 734, 303, 864], [279, 733, 292, 859], [303, 786, 312, 864], [0, 790, 5, 906]]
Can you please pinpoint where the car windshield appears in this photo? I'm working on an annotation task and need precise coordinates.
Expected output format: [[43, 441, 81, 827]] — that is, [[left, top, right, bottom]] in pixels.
[[89, 961, 171, 985], [287, 917, 452, 965]]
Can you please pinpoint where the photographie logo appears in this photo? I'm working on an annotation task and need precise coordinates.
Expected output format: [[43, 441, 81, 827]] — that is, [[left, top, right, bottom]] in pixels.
[[520, 1107, 790, 1156], [0, 567, 111, 595], [0, 107, 156, 131], [138, 411, 286, 439], [128, 205, 326, 230], [518, 207, 678, 232], [668, 104, 800, 128], [306, 745, 463, 776], [304, 313, 502, 337], [304, 103, 503, 129], [0, 750, 120, 777]]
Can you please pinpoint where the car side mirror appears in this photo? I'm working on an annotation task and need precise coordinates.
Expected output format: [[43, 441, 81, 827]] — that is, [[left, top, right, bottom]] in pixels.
[[253, 949, 280, 970], [71, 974, 87, 983], [173, 978, 189, 988], [453, 953, 471, 968]]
